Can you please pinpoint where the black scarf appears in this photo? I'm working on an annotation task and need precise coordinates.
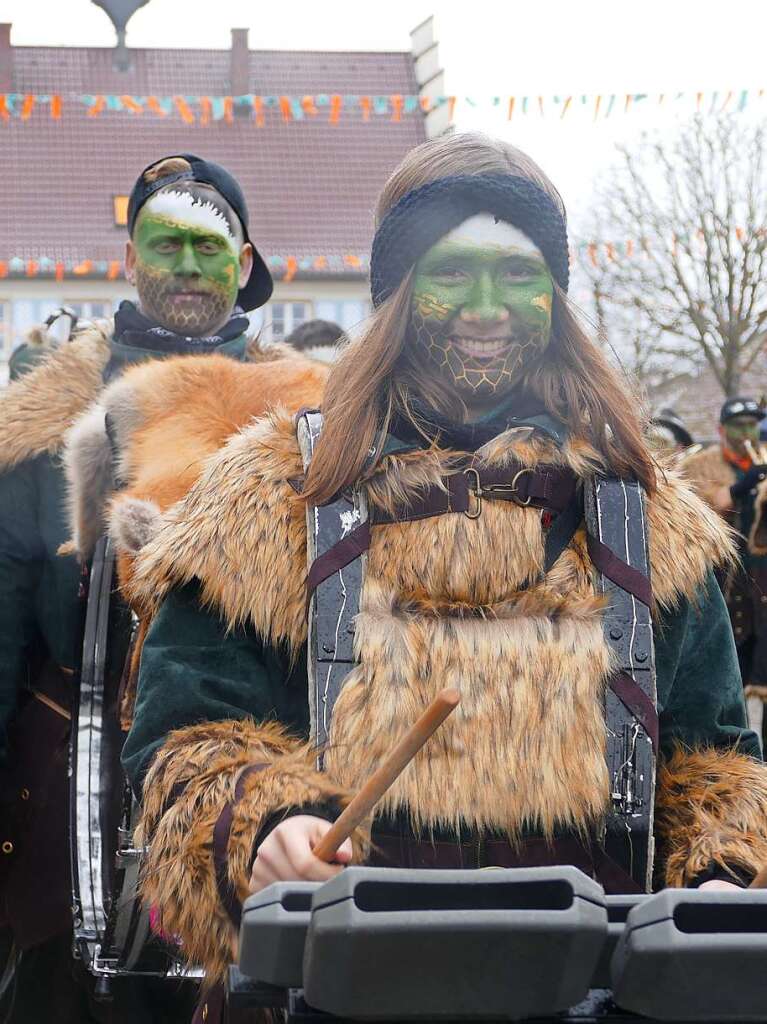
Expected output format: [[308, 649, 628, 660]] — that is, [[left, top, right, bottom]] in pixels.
[[389, 392, 552, 453], [113, 300, 249, 355]]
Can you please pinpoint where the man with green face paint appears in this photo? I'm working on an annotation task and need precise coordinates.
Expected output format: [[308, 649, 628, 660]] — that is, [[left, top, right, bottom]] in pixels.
[[0, 154, 272, 1023], [686, 397, 767, 745]]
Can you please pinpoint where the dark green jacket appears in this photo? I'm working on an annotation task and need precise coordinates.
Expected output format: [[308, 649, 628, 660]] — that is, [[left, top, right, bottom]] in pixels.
[[123, 553, 759, 794], [0, 325, 250, 948], [0, 329, 250, 763]]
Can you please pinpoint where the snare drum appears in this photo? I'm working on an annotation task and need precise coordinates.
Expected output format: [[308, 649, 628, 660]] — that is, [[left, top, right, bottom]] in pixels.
[[70, 536, 194, 979]]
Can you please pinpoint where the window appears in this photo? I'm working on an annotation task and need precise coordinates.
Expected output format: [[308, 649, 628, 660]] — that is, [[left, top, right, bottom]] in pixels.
[[114, 195, 129, 227], [315, 299, 371, 334], [266, 301, 311, 341], [64, 300, 114, 321]]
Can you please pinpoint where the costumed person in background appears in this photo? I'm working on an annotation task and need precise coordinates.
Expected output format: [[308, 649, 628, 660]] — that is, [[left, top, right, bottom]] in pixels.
[[685, 397, 767, 745], [648, 406, 695, 456], [0, 153, 274, 1024], [285, 317, 348, 362], [88, 133, 765, 1019]]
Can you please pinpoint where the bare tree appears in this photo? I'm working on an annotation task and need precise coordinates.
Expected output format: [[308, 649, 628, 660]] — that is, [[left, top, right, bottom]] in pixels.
[[579, 116, 767, 396]]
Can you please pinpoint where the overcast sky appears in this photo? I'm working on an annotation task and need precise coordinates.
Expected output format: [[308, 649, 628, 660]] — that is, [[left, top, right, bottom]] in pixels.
[[4, 0, 767, 226]]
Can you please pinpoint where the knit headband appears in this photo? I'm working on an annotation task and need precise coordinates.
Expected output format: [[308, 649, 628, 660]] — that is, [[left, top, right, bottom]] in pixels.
[[370, 173, 569, 307]]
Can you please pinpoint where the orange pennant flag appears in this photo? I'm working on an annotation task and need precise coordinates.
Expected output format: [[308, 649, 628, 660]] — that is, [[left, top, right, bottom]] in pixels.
[[146, 96, 167, 116], [313, 255, 328, 271], [329, 94, 342, 124], [284, 257, 298, 283], [50, 94, 62, 119], [301, 95, 318, 116], [252, 95, 265, 127], [588, 243, 598, 267], [343, 254, 361, 269], [107, 260, 121, 280], [624, 94, 633, 113], [626, 239, 634, 258], [55, 262, 64, 282], [696, 92, 703, 111], [594, 95, 602, 120], [73, 260, 93, 276], [120, 95, 144, 114], [200, 96, 212, 125], [606, 243, 616, 262], [279, 96, 292, 123], [390, 94, 404, 122], [508, 97, 516, 120], [447, 96, 456, 121], [223, 97, 234, 124], [0, 95, 9, 121], [20, 95, 35, 120], [174, 96, 195, 124], [736, 227, 745, 242], [26, 260, 38, 277], [0, 261, 7, 278], [419, 95, 431, 113], [87, 95, 106, 117], [560, 96, 572, 119], [360, 96, 372, 121]]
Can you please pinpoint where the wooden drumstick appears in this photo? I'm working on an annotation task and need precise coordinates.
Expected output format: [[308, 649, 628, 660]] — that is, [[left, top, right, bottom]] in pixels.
[[313, 687, 461, 863]]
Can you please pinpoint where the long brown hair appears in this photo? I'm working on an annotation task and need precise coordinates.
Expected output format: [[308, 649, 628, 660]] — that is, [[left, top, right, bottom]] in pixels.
[[303, 132, 655, 504]]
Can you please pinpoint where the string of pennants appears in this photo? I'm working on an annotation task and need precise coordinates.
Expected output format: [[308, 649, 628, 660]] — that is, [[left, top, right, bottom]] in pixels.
[[1, 89, 766, 124], [0, 253, 369, 283], [6, 229, 761, 281]]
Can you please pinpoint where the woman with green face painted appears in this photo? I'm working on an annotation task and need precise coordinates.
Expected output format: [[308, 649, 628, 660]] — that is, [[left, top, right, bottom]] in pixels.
[[121, 134, 767, 994]]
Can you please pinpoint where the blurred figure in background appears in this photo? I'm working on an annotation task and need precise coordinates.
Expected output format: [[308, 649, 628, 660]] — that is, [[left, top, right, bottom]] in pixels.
[[285, 317, 347, 362], [648, 406, 695, 456], [685, 397, 767, 745]]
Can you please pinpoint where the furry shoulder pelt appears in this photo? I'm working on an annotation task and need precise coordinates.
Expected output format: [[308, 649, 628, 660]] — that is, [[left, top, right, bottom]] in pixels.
[[0, 320, 112, 473], [64, 350, 330, 572], [127, 414, 735, 652]]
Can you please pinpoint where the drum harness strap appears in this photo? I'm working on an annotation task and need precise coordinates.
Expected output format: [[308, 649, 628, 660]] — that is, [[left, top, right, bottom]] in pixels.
[[297, 411, 658, 894]]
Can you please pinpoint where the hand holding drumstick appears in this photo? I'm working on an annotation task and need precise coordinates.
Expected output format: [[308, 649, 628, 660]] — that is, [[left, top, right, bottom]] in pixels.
[[249, 689, 460, 892]]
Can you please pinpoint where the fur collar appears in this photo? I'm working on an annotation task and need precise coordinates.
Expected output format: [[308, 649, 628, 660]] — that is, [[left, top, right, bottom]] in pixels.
[[0, 321, 112, 473], [64, 349, 329, 563]]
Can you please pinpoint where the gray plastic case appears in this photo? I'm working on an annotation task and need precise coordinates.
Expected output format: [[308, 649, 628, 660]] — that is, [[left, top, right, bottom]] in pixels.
[[611, 888, 767, 1021], [239, 881, 320, 987], [303, 866, 608, 1020], [590, 894, 650, 987]]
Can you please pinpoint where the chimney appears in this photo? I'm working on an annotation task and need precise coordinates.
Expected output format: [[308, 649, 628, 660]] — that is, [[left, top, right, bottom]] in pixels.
[[0, 24, 13, 93], [410, 16, 450, 138], [230, 28, 249, 97]]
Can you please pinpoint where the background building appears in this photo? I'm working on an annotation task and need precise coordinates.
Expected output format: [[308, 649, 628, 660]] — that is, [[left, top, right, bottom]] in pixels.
[[0, 15, 445, 375]]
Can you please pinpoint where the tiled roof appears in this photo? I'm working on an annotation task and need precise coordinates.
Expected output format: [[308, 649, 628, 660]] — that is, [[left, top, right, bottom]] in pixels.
[[1, 45, 426, 276]]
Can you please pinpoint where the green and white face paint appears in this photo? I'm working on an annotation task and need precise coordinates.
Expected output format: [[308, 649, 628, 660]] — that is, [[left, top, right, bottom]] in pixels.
[[410, 213, 554, 411], [133, 186, 242, 336], [723, 415, 761, 458]]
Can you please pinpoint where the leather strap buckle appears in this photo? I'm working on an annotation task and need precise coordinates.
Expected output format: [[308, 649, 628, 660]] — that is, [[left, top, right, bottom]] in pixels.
[[463, 468, 483, 518], [464, 466, 533, 518]]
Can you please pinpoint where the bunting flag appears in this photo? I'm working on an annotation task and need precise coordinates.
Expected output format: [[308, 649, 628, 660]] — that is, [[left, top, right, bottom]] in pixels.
[[4, 227, 765, 283], [0, 89, 764, 123], [0, 253, 372, 281]]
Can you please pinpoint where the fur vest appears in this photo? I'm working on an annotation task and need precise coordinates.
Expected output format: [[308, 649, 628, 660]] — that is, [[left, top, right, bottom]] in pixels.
[[122, 405, 734, 839]]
